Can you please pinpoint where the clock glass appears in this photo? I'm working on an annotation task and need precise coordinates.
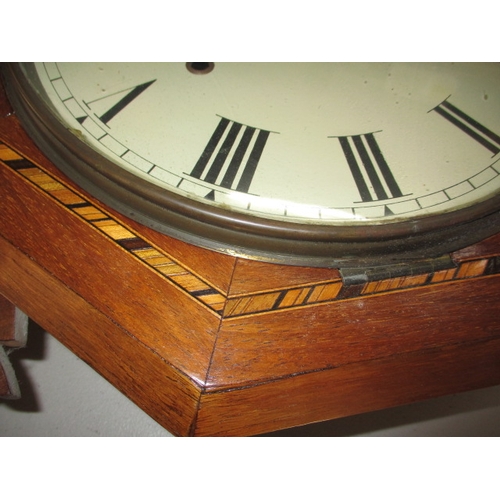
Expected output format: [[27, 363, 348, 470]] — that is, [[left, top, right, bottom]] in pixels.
[[4, 62, 500, 266]]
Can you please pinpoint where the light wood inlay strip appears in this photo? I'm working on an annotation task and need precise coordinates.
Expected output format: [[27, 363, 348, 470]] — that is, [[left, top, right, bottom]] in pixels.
[[0, 143, 226, 315], [3, 141, 500, 319]]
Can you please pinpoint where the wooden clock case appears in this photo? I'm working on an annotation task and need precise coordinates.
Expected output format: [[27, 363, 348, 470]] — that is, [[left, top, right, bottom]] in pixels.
[[1, 75, 500, 436]]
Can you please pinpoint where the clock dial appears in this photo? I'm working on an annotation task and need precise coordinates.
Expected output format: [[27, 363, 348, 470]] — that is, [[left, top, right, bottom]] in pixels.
[[4, 62, 500, 266]]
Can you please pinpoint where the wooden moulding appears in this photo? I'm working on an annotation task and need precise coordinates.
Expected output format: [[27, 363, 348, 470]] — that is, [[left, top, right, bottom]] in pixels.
[[1, 81, 500, 435], [207, 276, 500, 389], [196, 337, 500, 436]]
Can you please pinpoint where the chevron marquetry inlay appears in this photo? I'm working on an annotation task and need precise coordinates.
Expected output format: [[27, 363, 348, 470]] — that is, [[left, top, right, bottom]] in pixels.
[[2, 141, 499, 320]]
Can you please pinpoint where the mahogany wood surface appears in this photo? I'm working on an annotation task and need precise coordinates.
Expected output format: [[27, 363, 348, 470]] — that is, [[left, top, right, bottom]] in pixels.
[[197, 337, 500, 436], [229, 258, 342, 295], [208, 276, 500, 389], [0, 234, 201, 435], [0, 158, 220, 383], [1, 75, 500, 435]]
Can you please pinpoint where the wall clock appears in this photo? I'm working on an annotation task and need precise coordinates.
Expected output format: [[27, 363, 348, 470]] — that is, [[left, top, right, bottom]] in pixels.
[[4, 62, 500, 268], [2, 63, 500, 436]]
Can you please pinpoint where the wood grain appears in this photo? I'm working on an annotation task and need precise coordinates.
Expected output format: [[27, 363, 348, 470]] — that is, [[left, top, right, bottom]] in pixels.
[[229, 258, 342, 295], [453, 233, 500, 262], [0, 117, 238, 294], [0, 234, 200, 435], [196, 337, 500, 436], [0, 152, 218, 383], [208, 275, 500, 389], [2, 74, 500, 436]]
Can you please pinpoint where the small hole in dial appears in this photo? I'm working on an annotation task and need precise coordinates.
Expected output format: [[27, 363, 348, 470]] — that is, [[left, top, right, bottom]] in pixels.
[[186, 62, 215, 75]]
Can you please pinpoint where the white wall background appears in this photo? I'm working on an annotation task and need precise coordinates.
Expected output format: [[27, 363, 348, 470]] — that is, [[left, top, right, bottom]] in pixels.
[[1, 325, 500, 437]]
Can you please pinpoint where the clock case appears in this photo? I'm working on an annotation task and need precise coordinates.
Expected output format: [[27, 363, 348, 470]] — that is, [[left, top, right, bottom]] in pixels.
[[4, 63, 500, 270], [2, 69, 500, 436]]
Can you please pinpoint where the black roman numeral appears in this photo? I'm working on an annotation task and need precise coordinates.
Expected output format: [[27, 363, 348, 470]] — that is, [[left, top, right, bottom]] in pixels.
[[336, 133, 404, 203], [84, 80, 156, 125], [190, 117, 270, 193], [433, 100, 500, 155]]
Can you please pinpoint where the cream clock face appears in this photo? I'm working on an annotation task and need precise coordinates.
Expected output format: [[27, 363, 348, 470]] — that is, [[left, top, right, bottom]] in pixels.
[[4, 62, 500, 265]]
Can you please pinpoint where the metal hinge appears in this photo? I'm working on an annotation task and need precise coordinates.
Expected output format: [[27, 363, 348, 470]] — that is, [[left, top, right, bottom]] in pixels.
[[339, 254, 456, 286]]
